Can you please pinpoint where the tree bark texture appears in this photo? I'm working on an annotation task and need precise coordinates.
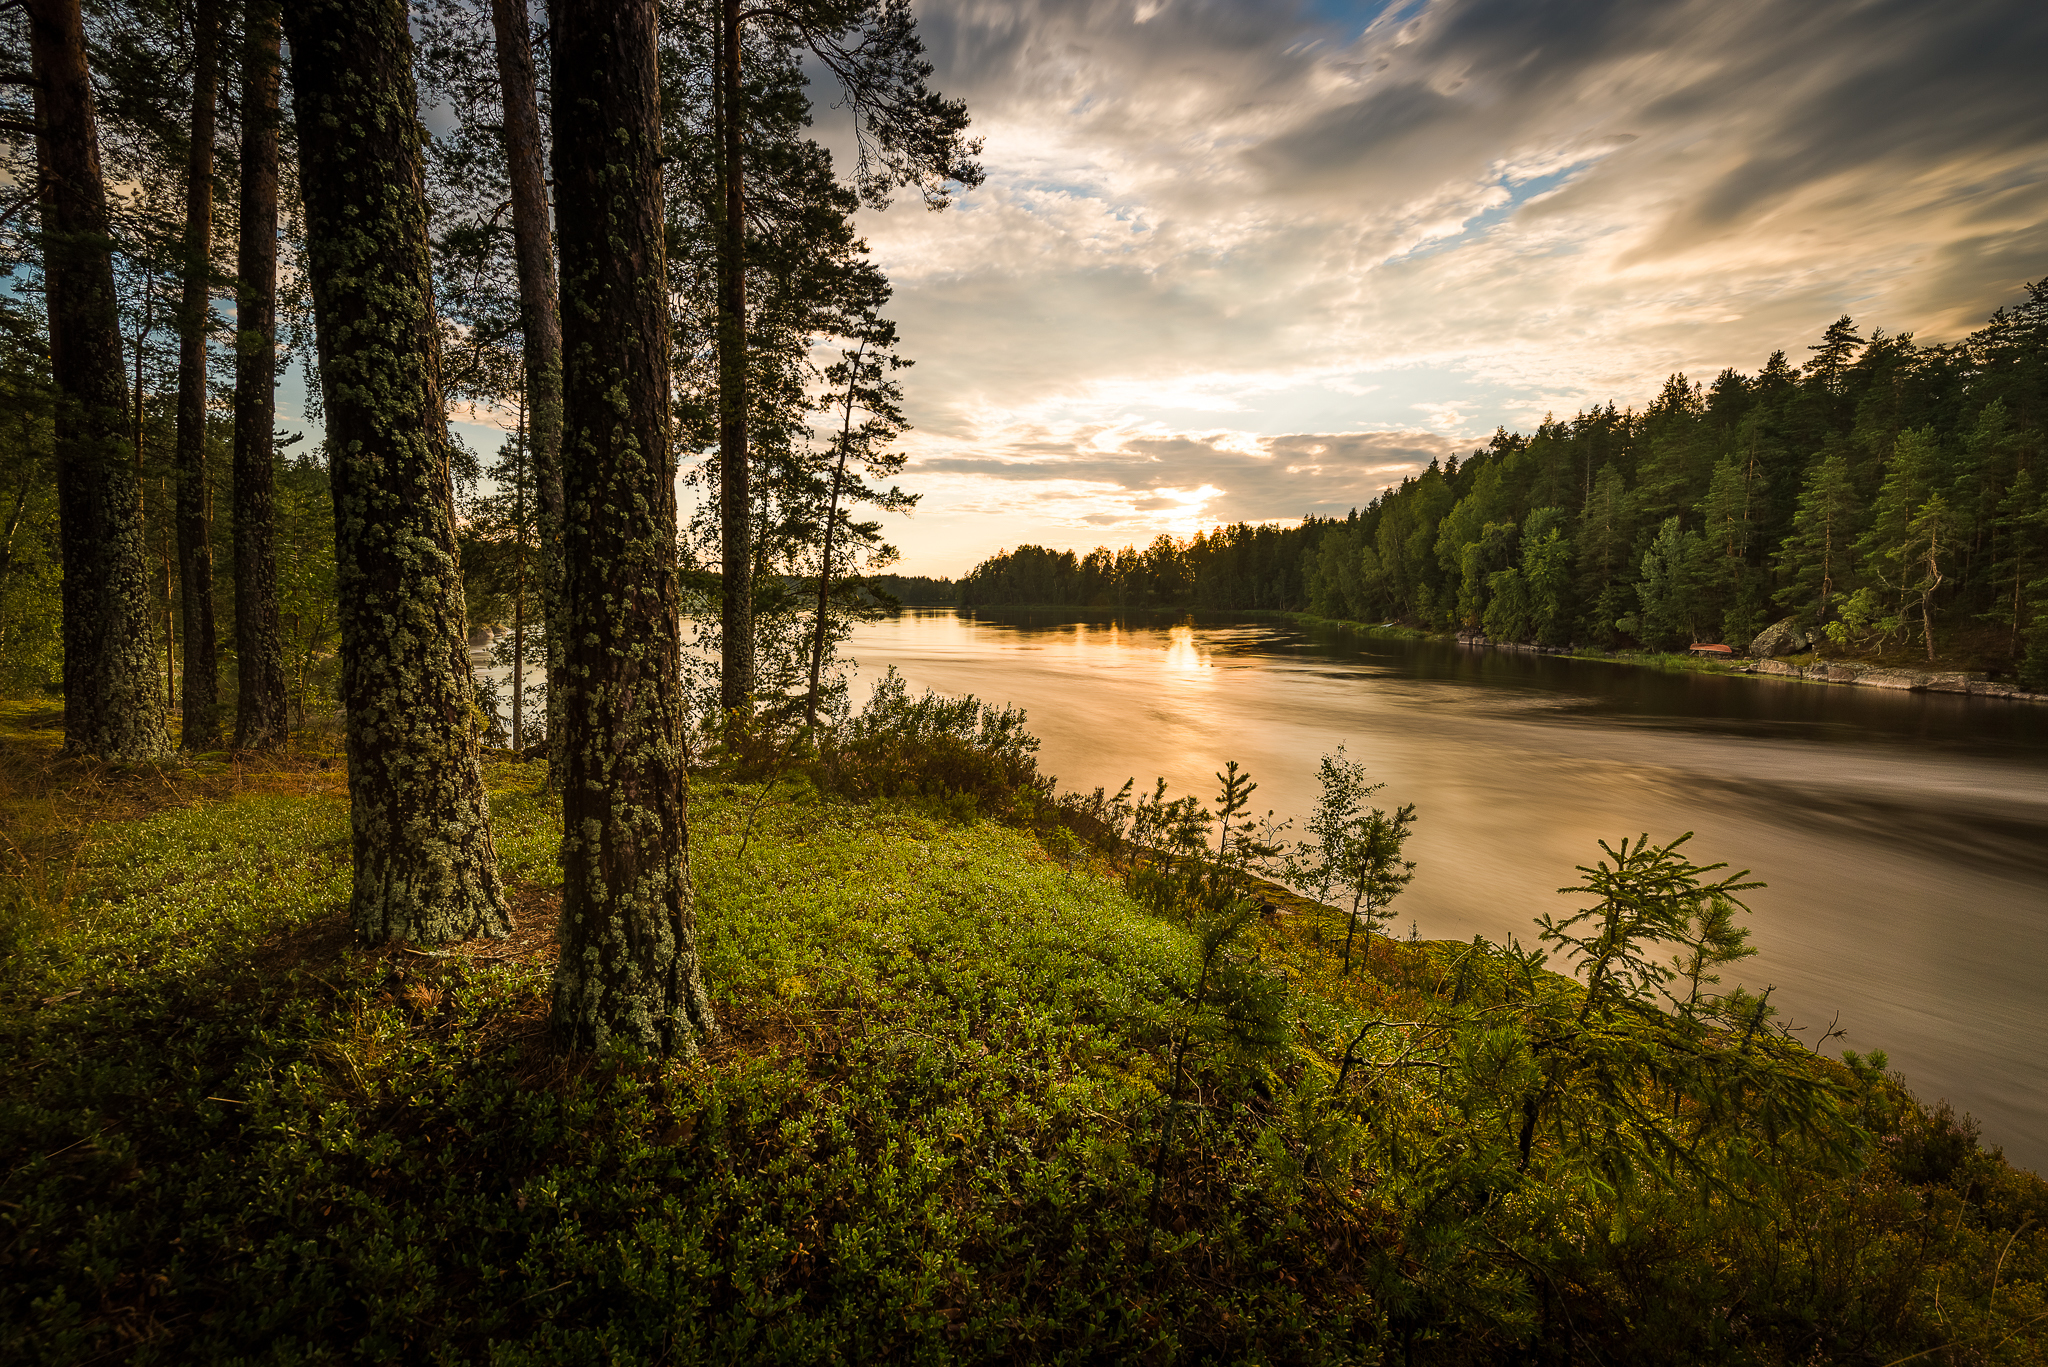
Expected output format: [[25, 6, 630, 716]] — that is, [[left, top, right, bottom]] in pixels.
[[174, 0, 222, 749], [284, 0, 508, 943], [27, 0, 169, 761], [715, 0, 754, 710], [232, 0, 287, 752], [487, 0, 566, 779], [549, 0, 713, 1054]]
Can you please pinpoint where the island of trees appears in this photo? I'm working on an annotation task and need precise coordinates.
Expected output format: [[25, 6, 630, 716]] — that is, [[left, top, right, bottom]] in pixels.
[[960, 297, 2048, 687]]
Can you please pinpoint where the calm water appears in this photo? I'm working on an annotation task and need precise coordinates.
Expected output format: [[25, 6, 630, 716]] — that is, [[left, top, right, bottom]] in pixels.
[[842, 609, 2048, 1173]]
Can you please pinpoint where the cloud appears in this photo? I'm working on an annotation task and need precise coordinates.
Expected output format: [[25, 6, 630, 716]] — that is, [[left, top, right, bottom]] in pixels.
[[909, 422, 1460, 527], [825, 0, 2048, 573], [722, 0, 2048, 573]]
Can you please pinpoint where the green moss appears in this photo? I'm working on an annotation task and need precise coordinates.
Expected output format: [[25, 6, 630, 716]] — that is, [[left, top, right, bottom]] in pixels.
[[1, 760, 2043, 1364]]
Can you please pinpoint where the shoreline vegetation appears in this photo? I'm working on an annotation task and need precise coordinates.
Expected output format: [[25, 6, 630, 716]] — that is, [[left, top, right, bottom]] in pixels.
[[942, 287, 2048, 698], [5, 693, 2045, 1364], [921, 603, 2048, 704]]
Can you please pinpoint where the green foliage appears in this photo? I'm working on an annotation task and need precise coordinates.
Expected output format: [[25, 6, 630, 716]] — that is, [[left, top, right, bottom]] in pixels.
[[810, 667, 1048, 820], [3, 717, 2046, 1363], [1284, 746, 1416, 976], [961, 286, 2048, 669]]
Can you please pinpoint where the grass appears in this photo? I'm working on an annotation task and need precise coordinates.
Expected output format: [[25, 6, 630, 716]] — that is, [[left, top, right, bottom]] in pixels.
[[2, 701, 2045, 1364]]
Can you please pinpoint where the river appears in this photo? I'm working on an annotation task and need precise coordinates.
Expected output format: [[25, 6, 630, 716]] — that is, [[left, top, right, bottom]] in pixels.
[[838, 608, 2048, 1173]]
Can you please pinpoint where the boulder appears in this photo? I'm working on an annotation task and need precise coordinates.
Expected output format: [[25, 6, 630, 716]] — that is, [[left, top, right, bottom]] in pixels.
[[1747, 618, 1810, 657]]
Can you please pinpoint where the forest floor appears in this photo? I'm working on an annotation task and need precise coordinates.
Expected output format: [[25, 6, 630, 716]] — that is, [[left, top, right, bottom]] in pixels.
[[2, 700, 2044, 1364]]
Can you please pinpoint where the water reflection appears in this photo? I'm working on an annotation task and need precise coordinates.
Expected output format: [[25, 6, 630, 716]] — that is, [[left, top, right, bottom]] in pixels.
[[845, 608, 2048, 1174]]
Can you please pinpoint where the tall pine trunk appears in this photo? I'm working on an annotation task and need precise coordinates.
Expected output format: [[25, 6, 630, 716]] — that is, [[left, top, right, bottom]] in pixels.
[[284, 0, 508, 944], [231, 0, 287, 751], [715, 0, 754, 711], [487, 0, 564, 778], [27, 0, 168, 761], [174, 0, 222, 749], [549, 0, 713, 1053]]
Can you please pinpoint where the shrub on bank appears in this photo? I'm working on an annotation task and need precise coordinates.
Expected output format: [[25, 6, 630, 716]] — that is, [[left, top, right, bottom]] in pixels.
[[1, 703, 2043, 1364]]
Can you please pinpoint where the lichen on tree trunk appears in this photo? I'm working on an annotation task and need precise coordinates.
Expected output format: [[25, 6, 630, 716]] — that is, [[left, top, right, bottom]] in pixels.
[[549, 0, 713, 1053], [27, 0, 169, 763], [283, 0, 507, 944]]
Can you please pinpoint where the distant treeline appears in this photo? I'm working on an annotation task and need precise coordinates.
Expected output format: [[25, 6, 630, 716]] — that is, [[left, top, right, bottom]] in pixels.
[[960, 284, 2048, 683], [957, 523, 1319, 613], [865, 574, 958, 605]]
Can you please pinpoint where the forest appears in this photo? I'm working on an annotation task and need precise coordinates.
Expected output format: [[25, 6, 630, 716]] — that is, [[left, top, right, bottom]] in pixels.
[[0, 0, 957, 743], [0, 0, 988, 1040], [959, 297, 2048, 687], [4, 0, 2048, 1361]]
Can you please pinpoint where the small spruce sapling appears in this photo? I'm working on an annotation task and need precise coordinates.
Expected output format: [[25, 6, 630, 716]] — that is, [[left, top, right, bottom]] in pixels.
[[1287, 746, 1417, 975], [1512, 832, 1855, 1185], [1138, 763, 1292, 1252]]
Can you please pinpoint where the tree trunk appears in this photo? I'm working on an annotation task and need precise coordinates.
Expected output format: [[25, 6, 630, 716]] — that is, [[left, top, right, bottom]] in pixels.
[[27, 0, 169, 761], [716, 0, 754, 711], [549, 0, 713, 1054], [805, 342, 863, 726], [284, 0, 508, 944], [487, 0, 564, 778], [232, 0, 287, 752], [511, 409, 525, 753], [174, 0, 222, 749]]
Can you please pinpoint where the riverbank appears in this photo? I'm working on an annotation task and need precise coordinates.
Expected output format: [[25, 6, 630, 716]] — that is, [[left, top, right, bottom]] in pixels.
[[3, 700, 2045, 1363], [952, 605, 2048, 704]]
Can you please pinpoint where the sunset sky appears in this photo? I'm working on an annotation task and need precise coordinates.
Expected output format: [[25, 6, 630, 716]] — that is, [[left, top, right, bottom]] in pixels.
[[800, 0, 2048, 575], [405, 0, 2048, 577]]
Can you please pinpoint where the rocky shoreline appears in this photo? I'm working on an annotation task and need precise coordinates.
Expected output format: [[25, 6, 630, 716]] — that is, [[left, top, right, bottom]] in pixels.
[[1740, 657, 2048, 701], [1447, 628, 2048, 702]]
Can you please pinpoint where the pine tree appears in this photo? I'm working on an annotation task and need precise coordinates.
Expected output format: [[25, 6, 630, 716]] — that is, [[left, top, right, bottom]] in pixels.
[[690, 0, 981, 712], [486, 0, 564, 775], [1900, 493, 1956, 662], [548, 0, 713, 1053], [1985, 468, 2044, 661], [1627, 516, 1708, 649], [26, 0, 169, 760], [283, 0, 508, 943], [1773, 452, 1860, 625], [1858, 427, 1948, 634], [171, 0, 221, 749], [231, 0, 288, 752], [804, 323, 913, 723]]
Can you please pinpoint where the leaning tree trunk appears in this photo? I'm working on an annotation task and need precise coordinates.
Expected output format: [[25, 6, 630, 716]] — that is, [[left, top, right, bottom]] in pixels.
[[715, 0, 754, 711], [27, 0, 168, 761], [231, 0, 287, 752], [549, 0, 713, 1053], [283, 0, 508, 943], [487, 0, 565, 782], [173, 0, 222, 749]]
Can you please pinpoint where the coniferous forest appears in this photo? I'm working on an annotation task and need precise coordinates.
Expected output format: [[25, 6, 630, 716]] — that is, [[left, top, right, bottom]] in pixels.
[[3, 1, 2048, 1363], [960, 296, 2048, 687]]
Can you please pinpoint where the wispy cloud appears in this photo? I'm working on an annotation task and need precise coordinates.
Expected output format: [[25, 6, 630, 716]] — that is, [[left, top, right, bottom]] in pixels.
[[816, 0, 2048, 571]]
